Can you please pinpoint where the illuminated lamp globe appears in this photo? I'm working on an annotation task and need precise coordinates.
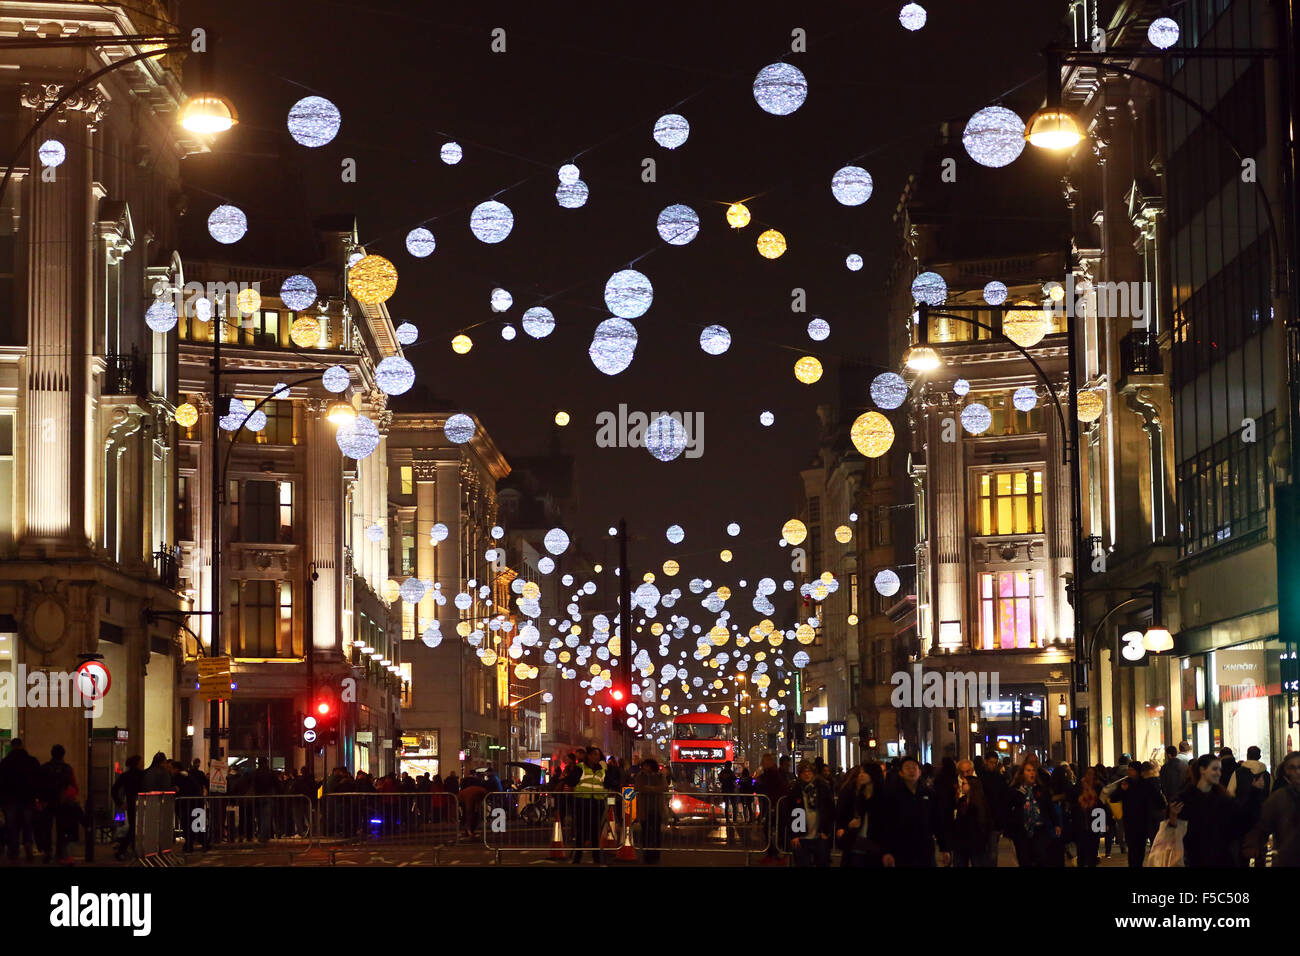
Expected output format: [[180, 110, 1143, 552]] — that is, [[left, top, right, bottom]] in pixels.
[[793, 356, 823, 384], [289, 315, 321, 348], [279, 274, 317, 312], [725, 202, 751, 229], [174, 403, 198, 428], [469, 200, 514, 243], [400, 577, 427, 604], [146, 299, 178, 334], [1013, 386, 1038, 412], [756, 229, 787, 259], [953, 378, 970, 396], [666, 524, 685, 544], [983, 281, 1009, 306], [830, 166, 873, 206], [556, 180, 589, 208], [347, 255, 398, 305], [846, 254, 863, 272], [336, 414, 380, 460], [870, 372, 908, 409], [911, 271, 947, 305], [663, 560, 679, 576], [899, 3, 927, 30], [375, 356, 415, 395], [589, 318, 638, 375], [490, 288, 513, 312], [847, 613, 859, 626], [544, 528, 570, 556], [422, 626, 443, 649], [286, 96, 340, 147], [834, 524, 852, 544], [793, 651, 810, 669], [395, 322, 418, 346], [657, 204, 700, 245], [180, 93, 238, 134], [760, 411, 775, 426], [558, 163, 580, 184], [699, 324, 731, 355], [653, 113, 690, 149], [440, 142, 462, 165], [961, 403, 993, 435], [554, 410, 570, 427], [645, 414, 688, 462], [850, 411, 894, 458], [383, 579, 401, 603], [1076, 389, 1105, 423], [719, 550, 733, 563], [962, 106, 1027, 168], [796, 624, 815, 645], [405, 228, 435, 258], [1148, 17, 1180, 49], [430, 522, 448, 544], [192, 297, 213, 322], [38, 140, 65, 167], [903, 344, 941, 372], [752, 62, 808, 115], [782, 518, 807, 545], [522, 307, 555, 339], [321, 365, 350, 393], [451, 334, 473, 355], [207, 204, 247, 244], [1002, 302, 1049, 348], [874, 569, 901, 597], [1025, 108, 1083, 150], [1142, 625, 1174, 653], [236, 288, 261, 314], [326, 400, 356, 426], [444, 413, 476, 445], [807, 317, 830, 342], [604, 269, 653, 319], [365, 522, 384, 543]]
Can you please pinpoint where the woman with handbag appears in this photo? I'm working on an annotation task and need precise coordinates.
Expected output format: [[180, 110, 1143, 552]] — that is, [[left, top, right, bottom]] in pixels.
[[835, 763, 886, 867]]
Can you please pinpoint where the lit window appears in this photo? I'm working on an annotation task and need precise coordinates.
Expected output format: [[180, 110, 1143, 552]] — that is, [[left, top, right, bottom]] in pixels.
[[977, 470, 1043, 535], [978, 570, 1048, 649], [401, 466, 413, 495]]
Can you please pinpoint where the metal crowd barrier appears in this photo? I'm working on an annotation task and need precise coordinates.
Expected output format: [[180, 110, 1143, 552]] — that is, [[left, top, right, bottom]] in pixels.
[[175, 795, 314, 859], [484, 792, 625, 862], [636, 792, 771, 862], [318, 792, 459, 862], [135, 791, 178, 867]]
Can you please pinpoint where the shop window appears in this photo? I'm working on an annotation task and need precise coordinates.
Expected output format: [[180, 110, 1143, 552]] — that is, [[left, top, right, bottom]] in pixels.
[[976, 470, 1044, 535], [978, 570, 1048, 649]]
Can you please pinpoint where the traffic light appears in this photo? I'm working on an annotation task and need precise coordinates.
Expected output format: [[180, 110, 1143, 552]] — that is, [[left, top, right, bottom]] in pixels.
[[607, 685, 639, 732], [313, 687, 339, 746]]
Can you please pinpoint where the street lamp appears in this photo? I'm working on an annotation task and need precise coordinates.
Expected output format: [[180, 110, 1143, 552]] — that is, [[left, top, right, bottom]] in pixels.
[[902, 343, 941, 373], [326, 399, 357, 426], [178, 92, 239, 134]]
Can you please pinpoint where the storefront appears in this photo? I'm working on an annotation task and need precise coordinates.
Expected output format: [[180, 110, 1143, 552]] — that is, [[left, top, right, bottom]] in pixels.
[[398, 730, 440, 779]]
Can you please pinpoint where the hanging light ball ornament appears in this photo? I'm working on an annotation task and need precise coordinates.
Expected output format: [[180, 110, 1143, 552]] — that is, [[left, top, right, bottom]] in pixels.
[[286, 96, 341, 147], [501, 324, 517, 341], [793, 356, 823, 384], [725, 202, 751, 229], [490, 288, 513, 313], [1148, 16, 1180, 49], [752, 62, 808, 116], [874, 569, 901, 597], [279, 274, 317, 312], [554, 410, 570, 427], [834, 524, 853, 544], [38, 140, 66, 167], [870, 372, 909, 410], [657, 204, 700, 246], [544, 528, 570, 555], [899, 3, 927, 30], [289, 314, 321, 348], [192, 297, 214, 323], [522, 307, 555, 339], [962, 106, 1027, 168], [782, 518, 808, 546], [983, 280, 1009, 306], [365, 523, 385, 543], [953, 378, 970, 397], [558, 163, 580, 185], [399, 577, 427, 604], [556, 180, 589, 209], [653, 113, 690, 149], [604, 269, 653, 319], [846, 254, 863, 272], [174, 402, 199, 428], [469, 200, 514, 244], [645, 415, 688, 462], [405, 227, 436, 258], [961, 403, 993, 435], [831, 166, 874, 206], [395, 322, 419, 346], [1077, 389, 1105, 423], [440, 141, 463, 164], [911, 271, 947, 305], [850, 411, 895, 458], [320, 366, 349, 394], [589, 318, 638, 375], [807, 317, 830, 342], [146, 299, 178, 334], [1002, 301, 1050, 348], [699, 324, 731, 356], [236, 288, 261, 314], [666, 524, 685, 544], [451, 334, 473, 355], [347, 254, 398, 305], [375, 356, 416, 395], [756, 229, 787, 259], [444, 413, 476, 445], [207, 204, 247, 244], [760, 411, 775, 427], [336, 414, 380, 460], [1013, 386, 1039, 412]]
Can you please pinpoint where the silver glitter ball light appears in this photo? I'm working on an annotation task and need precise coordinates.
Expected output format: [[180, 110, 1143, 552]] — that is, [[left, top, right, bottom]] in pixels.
[[753, 62, 808, 116], [469, 200, 514, 243], [963, 106, 1027, 169]]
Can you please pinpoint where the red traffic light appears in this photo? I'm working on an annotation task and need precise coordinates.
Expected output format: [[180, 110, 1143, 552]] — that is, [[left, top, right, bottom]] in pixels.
[[610, 689, 625, 702], [316, 701, 331, 716]]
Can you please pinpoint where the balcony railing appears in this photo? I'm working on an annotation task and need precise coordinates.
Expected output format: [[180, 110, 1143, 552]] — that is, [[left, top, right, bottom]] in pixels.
[[1120, 330, 1162, 377], [105, 347, 146, 399], [153, 545, 180, 590]]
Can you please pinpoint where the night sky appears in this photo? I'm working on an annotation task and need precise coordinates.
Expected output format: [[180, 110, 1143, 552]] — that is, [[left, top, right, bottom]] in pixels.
[[182, 0, 1070, 592]]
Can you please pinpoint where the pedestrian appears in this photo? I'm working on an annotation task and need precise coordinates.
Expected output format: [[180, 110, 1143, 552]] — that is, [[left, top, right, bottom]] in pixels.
[[718, 760, 737, 822], [754, 752, 789, 863], [944, 760, 993, 867], [1007, 759, 1062, 867], [1159, 745, 1190, 800], [1218, 747, 1238, 787], [785, 760, 834, 867], [880, 756, 948, 867], [109, 755, 144, 860], [1227, 746, 1270, 797], [835, 763, 885, 867], [570, 746, 609, 864], [443, 771, 460, 794], [1168, 753, 1264, 867], [291, 766, 317, 837], [632, 758, 668, 864], [1244, 751, 1300, 866], [140, 751, 174, 793], [1072, 769, 1105, 868], [736, 764, 755, 822], [978, 752, 1009, 865], [1107, 761, 1164, 866], [34, 744, 78, 864], [0, 738, 40, 862]]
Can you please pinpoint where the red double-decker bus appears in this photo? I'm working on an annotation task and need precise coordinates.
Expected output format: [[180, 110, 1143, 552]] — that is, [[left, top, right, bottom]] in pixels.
[[669, 712, 734, 793]]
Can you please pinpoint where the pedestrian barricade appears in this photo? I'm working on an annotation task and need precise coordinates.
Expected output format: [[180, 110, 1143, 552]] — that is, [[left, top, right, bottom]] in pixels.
[[318, 792, 459, 861], [176, 795, 314, 859], [771, 795, 835, 863], [135, 791, 178, 867], [484, 791, 611, 862], [634, 792, 771, 862]]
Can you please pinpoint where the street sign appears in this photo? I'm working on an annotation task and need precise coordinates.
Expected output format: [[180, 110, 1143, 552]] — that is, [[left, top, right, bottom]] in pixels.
[[198, 657, 232, 700], [75, 660, 111, 700], [208, 761, 227, 794], [622, 786, 635, 801], [820, 721, 846, 739]]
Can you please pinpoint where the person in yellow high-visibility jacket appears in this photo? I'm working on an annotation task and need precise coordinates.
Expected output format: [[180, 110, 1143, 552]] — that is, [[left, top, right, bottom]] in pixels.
[[571, 747, 608, 864]]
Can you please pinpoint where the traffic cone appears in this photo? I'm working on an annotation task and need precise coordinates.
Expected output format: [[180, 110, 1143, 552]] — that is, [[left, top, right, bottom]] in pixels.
[[616, 819, 637, 861], [549, 818, 566, 859], [599, 805, 618, 848]]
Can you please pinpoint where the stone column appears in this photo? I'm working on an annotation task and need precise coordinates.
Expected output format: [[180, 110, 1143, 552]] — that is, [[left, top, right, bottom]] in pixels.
[[930, 399, 965, 648], [1045, 400, 1075, 644], [305, 402, 341, 654], [414, 457, 437, 635]]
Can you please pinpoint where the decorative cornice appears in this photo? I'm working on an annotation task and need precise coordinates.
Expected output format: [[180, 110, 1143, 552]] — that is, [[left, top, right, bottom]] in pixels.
[[21, 83, 109, 128]]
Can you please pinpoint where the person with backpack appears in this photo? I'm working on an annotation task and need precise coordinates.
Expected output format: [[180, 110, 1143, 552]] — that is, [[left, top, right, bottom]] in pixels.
[[1244, 751, 1300, 866], [35, 744, 78, 864]]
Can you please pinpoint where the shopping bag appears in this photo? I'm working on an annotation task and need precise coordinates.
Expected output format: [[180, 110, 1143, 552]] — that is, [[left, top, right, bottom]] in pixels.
[[1144, 819, 1187, 867]]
